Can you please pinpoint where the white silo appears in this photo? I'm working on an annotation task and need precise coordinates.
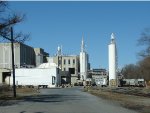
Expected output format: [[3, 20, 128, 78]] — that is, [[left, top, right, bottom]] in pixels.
[[108, 33, 117, 86], [80, 36, 88, 81]]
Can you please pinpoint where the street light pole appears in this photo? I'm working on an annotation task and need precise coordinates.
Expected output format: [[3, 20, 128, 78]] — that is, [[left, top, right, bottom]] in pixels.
[[11, 27, 16, 98]]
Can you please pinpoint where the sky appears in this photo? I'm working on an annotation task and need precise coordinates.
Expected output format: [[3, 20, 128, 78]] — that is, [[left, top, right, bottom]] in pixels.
[[8, 1, 150, 69]]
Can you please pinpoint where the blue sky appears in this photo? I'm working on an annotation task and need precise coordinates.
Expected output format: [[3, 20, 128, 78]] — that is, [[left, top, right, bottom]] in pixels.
[[9, 1, 150, 69]]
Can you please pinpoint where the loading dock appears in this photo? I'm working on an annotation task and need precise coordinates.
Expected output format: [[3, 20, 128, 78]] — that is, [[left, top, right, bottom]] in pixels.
[[0, 69, 11, 85]]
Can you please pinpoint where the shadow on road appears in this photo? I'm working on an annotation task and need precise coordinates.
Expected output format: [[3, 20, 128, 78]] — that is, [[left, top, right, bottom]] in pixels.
[[0, 100, 19, 106], [23, 94, 85, 103], [20, 111, 46, 113], [0, 93, 86, 107]]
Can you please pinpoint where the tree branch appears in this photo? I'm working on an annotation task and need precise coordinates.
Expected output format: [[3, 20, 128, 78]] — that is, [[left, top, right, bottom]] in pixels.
[[0, 1, 29, 43]]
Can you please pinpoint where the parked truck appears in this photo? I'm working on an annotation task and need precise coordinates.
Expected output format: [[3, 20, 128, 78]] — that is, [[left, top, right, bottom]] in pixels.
[[96, 77, 107, 87], [93, 76, 108, 87]]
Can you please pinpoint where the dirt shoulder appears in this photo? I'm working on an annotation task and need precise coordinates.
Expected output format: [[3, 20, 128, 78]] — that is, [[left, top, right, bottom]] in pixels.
[[0, 87, 39, 98], [84, 86, 150, 113], [0, 87, 39, 106]]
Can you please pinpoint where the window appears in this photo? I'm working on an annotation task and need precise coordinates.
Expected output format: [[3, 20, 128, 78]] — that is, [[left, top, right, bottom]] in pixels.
[[64, 68, 66, 71], [68, 59, 70, 64], [58, 60, 61, 65], [69, 68, 75, 74], [73, 59, 75, 64], [64, 59, 66, 65]]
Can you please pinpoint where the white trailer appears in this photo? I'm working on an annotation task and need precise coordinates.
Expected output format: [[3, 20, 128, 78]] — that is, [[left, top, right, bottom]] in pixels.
[[121, 79, 145, 87], [6, 66, 61, 88]]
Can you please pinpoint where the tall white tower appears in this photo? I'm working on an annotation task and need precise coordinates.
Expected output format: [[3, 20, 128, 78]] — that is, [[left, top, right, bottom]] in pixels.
[[80, 36, 88, 81], [108, 33, 117, 86]]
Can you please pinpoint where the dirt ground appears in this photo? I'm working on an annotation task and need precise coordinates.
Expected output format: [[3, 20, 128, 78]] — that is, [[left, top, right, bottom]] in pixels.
[[0, 86, 39, 99], [84, 86, 150, 113]]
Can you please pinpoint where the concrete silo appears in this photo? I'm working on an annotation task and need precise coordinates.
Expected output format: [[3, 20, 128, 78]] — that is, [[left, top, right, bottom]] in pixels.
[[108, 33, 118, 86]]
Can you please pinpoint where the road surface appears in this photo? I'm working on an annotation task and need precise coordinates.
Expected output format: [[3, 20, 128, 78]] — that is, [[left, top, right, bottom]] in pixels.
[[0, 87, 137, 113]]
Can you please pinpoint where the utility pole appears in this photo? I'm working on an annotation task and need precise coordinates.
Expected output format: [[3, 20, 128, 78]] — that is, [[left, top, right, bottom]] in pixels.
[[11, 27, 16, 98]]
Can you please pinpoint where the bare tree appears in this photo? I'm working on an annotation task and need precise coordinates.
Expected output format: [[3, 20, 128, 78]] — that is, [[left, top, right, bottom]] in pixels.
[[136, 28, 150, 81], [137, 28, 150, 57], [138, 56, 150, 81], [121, 64, 141, 79], [121, 28, 150, 81], [0, 1, 29, 43], [121, 57, 150, 81]]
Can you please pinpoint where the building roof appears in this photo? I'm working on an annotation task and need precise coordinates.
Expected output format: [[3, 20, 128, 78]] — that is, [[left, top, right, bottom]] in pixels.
[[37, 63, 57, 68]]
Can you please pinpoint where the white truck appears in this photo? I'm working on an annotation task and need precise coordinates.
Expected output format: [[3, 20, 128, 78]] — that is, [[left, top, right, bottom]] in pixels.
[[95, 77, 108, 87], [6, 65, 61, 88]]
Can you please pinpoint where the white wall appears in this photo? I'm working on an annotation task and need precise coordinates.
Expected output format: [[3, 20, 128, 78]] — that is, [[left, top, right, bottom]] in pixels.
[[0, 72, 2, 84], [8, 68, 60, 88]]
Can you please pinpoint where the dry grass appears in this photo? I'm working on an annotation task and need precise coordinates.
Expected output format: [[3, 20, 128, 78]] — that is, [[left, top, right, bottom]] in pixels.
[[0, 86, 39, 100], [16, 87, 37, 93], [0, 85, 13, 99], [85, 87, 150, 113]]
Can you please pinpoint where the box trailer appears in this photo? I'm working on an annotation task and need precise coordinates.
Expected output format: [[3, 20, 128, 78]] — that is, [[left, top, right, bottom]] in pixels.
[[121, 79, 145, 87], [6, 67, 61, 88]]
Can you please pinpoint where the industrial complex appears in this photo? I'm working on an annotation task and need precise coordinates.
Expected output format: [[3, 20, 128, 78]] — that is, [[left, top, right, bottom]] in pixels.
[[0, 33, 145, 88]]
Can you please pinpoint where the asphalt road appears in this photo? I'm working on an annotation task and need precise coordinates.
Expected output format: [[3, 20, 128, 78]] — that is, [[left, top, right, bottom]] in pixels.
[[0, 87, 137, 113]]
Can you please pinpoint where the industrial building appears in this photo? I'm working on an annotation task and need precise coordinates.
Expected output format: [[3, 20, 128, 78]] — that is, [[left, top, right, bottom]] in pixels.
[[90, 68, 108, 77], [34, 48, 49, 67], [48, 36, 90, 85], [0, 42, 35, 69], [0, 42, 49, 69], [0, 42, 49, 85], [0, 36, 90, 86], [48, 46, 80, 85]]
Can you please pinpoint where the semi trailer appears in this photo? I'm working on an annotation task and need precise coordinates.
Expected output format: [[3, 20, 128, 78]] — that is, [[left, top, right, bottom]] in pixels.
[[5, 65, 61, 88]]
